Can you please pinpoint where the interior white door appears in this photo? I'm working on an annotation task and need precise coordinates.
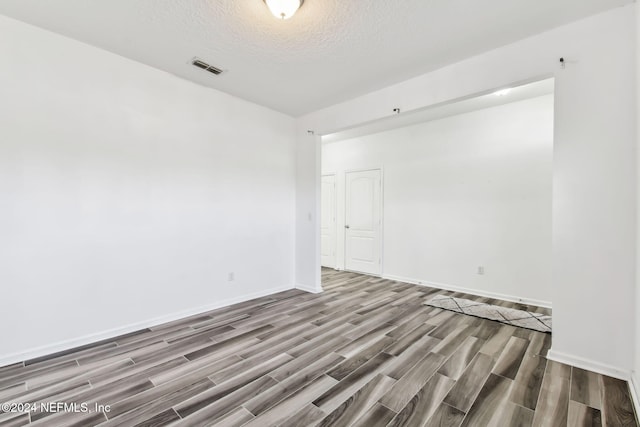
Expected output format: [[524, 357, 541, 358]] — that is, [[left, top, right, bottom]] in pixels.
[[345, 169, 382, 275], [321, 174, 337, 268]]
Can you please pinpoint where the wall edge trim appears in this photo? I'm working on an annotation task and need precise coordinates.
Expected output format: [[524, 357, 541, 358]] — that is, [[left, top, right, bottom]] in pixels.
[[382, 273, 552, 309], [295, 283, 323, 294], [547, 349, 630, 381], [0, 284, 294, 368]]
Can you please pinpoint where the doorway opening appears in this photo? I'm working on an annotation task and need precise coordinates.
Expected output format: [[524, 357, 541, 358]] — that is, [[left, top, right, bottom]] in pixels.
[[319, 78, 554, 313]]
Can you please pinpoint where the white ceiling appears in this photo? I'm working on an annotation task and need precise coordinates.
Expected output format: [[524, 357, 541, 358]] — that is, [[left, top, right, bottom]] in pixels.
[[323, 78, 555, 143], [0, 0, 631, 116]]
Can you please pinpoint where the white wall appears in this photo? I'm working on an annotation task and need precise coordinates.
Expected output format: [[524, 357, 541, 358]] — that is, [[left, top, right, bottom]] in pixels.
[[295, 132, 323, 293], [634, 0, 640, 408], [0, 15, 297, 364], [298, 5, 637, 378], [323, 95, 553, 305]]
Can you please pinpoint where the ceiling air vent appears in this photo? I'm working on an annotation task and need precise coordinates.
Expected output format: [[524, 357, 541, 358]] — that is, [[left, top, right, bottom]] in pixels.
[[192, 58, 223, 75]]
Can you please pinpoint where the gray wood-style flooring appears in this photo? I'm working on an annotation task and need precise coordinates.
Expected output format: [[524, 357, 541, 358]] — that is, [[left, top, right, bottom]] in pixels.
[[0, 269, 636, 426]]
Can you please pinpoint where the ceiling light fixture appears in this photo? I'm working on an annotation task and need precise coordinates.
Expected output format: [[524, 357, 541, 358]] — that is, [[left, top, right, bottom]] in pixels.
[[263, 0, 304, 20], [494, 88, 512, 96]]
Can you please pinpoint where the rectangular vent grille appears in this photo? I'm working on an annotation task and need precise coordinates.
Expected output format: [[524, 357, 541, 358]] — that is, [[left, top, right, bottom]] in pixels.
[[192, 58, 223, 75]]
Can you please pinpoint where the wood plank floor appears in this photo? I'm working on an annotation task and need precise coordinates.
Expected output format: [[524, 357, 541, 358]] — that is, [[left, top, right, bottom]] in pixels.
[[0, 269, 636, 426]]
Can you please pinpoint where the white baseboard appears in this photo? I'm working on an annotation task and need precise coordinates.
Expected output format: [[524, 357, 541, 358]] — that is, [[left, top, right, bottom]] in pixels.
[[0, 284, 293, 368], [382, 274, 552, 309], [296, 283, 323, 294], [629, 373, 640, 421], [546, 349, 630, 381]]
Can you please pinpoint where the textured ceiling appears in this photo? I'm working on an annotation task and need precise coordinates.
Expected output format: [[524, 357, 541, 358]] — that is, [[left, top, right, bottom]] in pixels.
[[0, 0, 632, 116]]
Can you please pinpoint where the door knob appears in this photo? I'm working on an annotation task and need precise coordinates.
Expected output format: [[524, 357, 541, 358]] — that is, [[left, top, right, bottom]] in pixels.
[[345, 225, 350, 229]]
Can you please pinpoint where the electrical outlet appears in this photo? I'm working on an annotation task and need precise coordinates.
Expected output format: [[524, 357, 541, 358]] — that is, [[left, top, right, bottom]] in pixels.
[[228, 272, 234, 281], [477, 266, 485, 275]]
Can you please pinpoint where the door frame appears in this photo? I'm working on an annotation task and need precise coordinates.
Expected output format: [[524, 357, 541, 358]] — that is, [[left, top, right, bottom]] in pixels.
[[321, 173, 338, 269], [343, 167, 384, 277]]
